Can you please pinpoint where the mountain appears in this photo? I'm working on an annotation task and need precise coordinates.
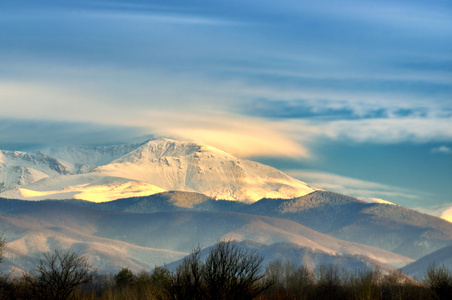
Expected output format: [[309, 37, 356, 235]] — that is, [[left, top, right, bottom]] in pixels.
[[0, 174, 165, 202], [0, 138, 316, 202], [0, 150, 68, 192], [93, 139, 316, 201], [40, 142, 146, 174], [71, 191, 452, 260], [1, 138, 450, 277], [0, 200, 186, 274], [245, 191, 452, 260], [165, 240, 400, 274], [0, 198, 412, 274], [401, 244, 452, 280]]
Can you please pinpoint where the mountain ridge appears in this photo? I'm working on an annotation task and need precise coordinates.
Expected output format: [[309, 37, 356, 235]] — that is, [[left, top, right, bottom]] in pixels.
[[0, 197, 413, 273], [53, 190, 452, 260]]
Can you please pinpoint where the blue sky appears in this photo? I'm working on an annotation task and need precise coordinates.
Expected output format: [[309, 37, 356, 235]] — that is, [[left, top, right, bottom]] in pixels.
[[1, 0, 451, 217]]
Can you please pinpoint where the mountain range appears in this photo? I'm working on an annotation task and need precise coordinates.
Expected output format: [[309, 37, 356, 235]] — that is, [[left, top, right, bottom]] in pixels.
[[0, 138, 451, 279]]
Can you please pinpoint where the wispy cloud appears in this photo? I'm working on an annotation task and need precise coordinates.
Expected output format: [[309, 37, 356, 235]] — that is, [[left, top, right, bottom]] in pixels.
[[431, 146, 452, 155], [293, 117, 452, 144], [287, 170, 419, 205], [441, 207, 452, 223], [140, 111, 309, 158], [0, 119, 145, 150], [415, 204, 452, 223], [241, 98, 437, 120], [0, 75, 309, 158]]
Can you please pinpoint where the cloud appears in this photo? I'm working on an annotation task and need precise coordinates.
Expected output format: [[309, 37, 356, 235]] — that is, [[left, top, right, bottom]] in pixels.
[[0, 80, 308, 157], [139, 111, 309, 158], [242, 98, 356, 119], [415, 204, 452, 223], [431, 146, 452, 155], [441, 207, 452, 223], [0, 119, 146, 150], [287, 170, 419, 204], [241, 98, 435, 120], [293, 117, 452, 144]]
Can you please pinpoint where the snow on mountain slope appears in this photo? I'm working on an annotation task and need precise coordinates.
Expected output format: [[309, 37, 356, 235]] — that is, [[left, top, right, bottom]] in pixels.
[[94, 139, 316, 201], [39, 142, 146, 173], [0, 138, 316, 202], [0, 150, 68, 175], [0, 150, 68, 192], [0, 164, 48, 193], [0, 174, 165, 202]]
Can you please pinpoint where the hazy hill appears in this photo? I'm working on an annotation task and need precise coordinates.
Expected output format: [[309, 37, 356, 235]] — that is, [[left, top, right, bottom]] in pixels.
[[245, 191, 452, 260], [0, 201, 186, 273], [67, 190, 452, 260], [401, 243, 452, 280], [165, 240, 400, 274], [0, 198, 412, 273]]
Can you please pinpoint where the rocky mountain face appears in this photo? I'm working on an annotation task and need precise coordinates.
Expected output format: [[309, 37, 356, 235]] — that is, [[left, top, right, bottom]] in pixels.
[[0, 150, 68, 192]]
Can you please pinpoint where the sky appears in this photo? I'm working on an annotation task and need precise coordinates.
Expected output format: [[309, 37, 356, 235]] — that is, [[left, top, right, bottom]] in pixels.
[[1, 0, 451, 218]]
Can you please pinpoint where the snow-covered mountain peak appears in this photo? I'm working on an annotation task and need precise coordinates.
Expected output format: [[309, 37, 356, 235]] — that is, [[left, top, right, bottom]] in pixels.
[[137, 138, 201, 158], [112, 138, 234, 164], [0, 138, 317, 202], [95, 138, 316, 202], [39, 142, 146, 173], [0, 150, 68, 175], [0, 150, 70, 193]]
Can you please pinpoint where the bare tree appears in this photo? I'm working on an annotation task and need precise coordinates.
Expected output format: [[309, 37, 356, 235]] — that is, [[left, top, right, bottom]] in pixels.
[[424, 264, 452, 300], [0, 235, 5, 265], [24, 249, 96, 300], [0, 235, 8, 300], [164, 241, 269, 300], [265, 260, 314, 299], [165, 247, 204, 300], [202, 241, 269, 300]]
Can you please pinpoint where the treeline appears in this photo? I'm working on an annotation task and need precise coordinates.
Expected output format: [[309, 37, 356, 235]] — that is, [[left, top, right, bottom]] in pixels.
[[1, 241, 452, 300]]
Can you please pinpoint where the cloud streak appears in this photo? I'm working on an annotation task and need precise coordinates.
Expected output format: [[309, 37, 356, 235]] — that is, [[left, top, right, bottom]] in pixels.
[[289, 117, 452, 144], [287, 170, 419, 205], [431, 146, 452, 155], [138, 111, 310, 158], [415, 204, 452, 223]]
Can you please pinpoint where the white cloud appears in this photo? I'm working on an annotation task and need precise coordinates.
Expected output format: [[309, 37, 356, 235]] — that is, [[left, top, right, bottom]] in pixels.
[[290, 117, 452, 144], [0, 80, 309, 158], [287, 170, 419, 204], [441, 207, 452, 223], [139, 111, 309, 158], [415, 204, 452, 223], [431, 146, 452, 154]]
